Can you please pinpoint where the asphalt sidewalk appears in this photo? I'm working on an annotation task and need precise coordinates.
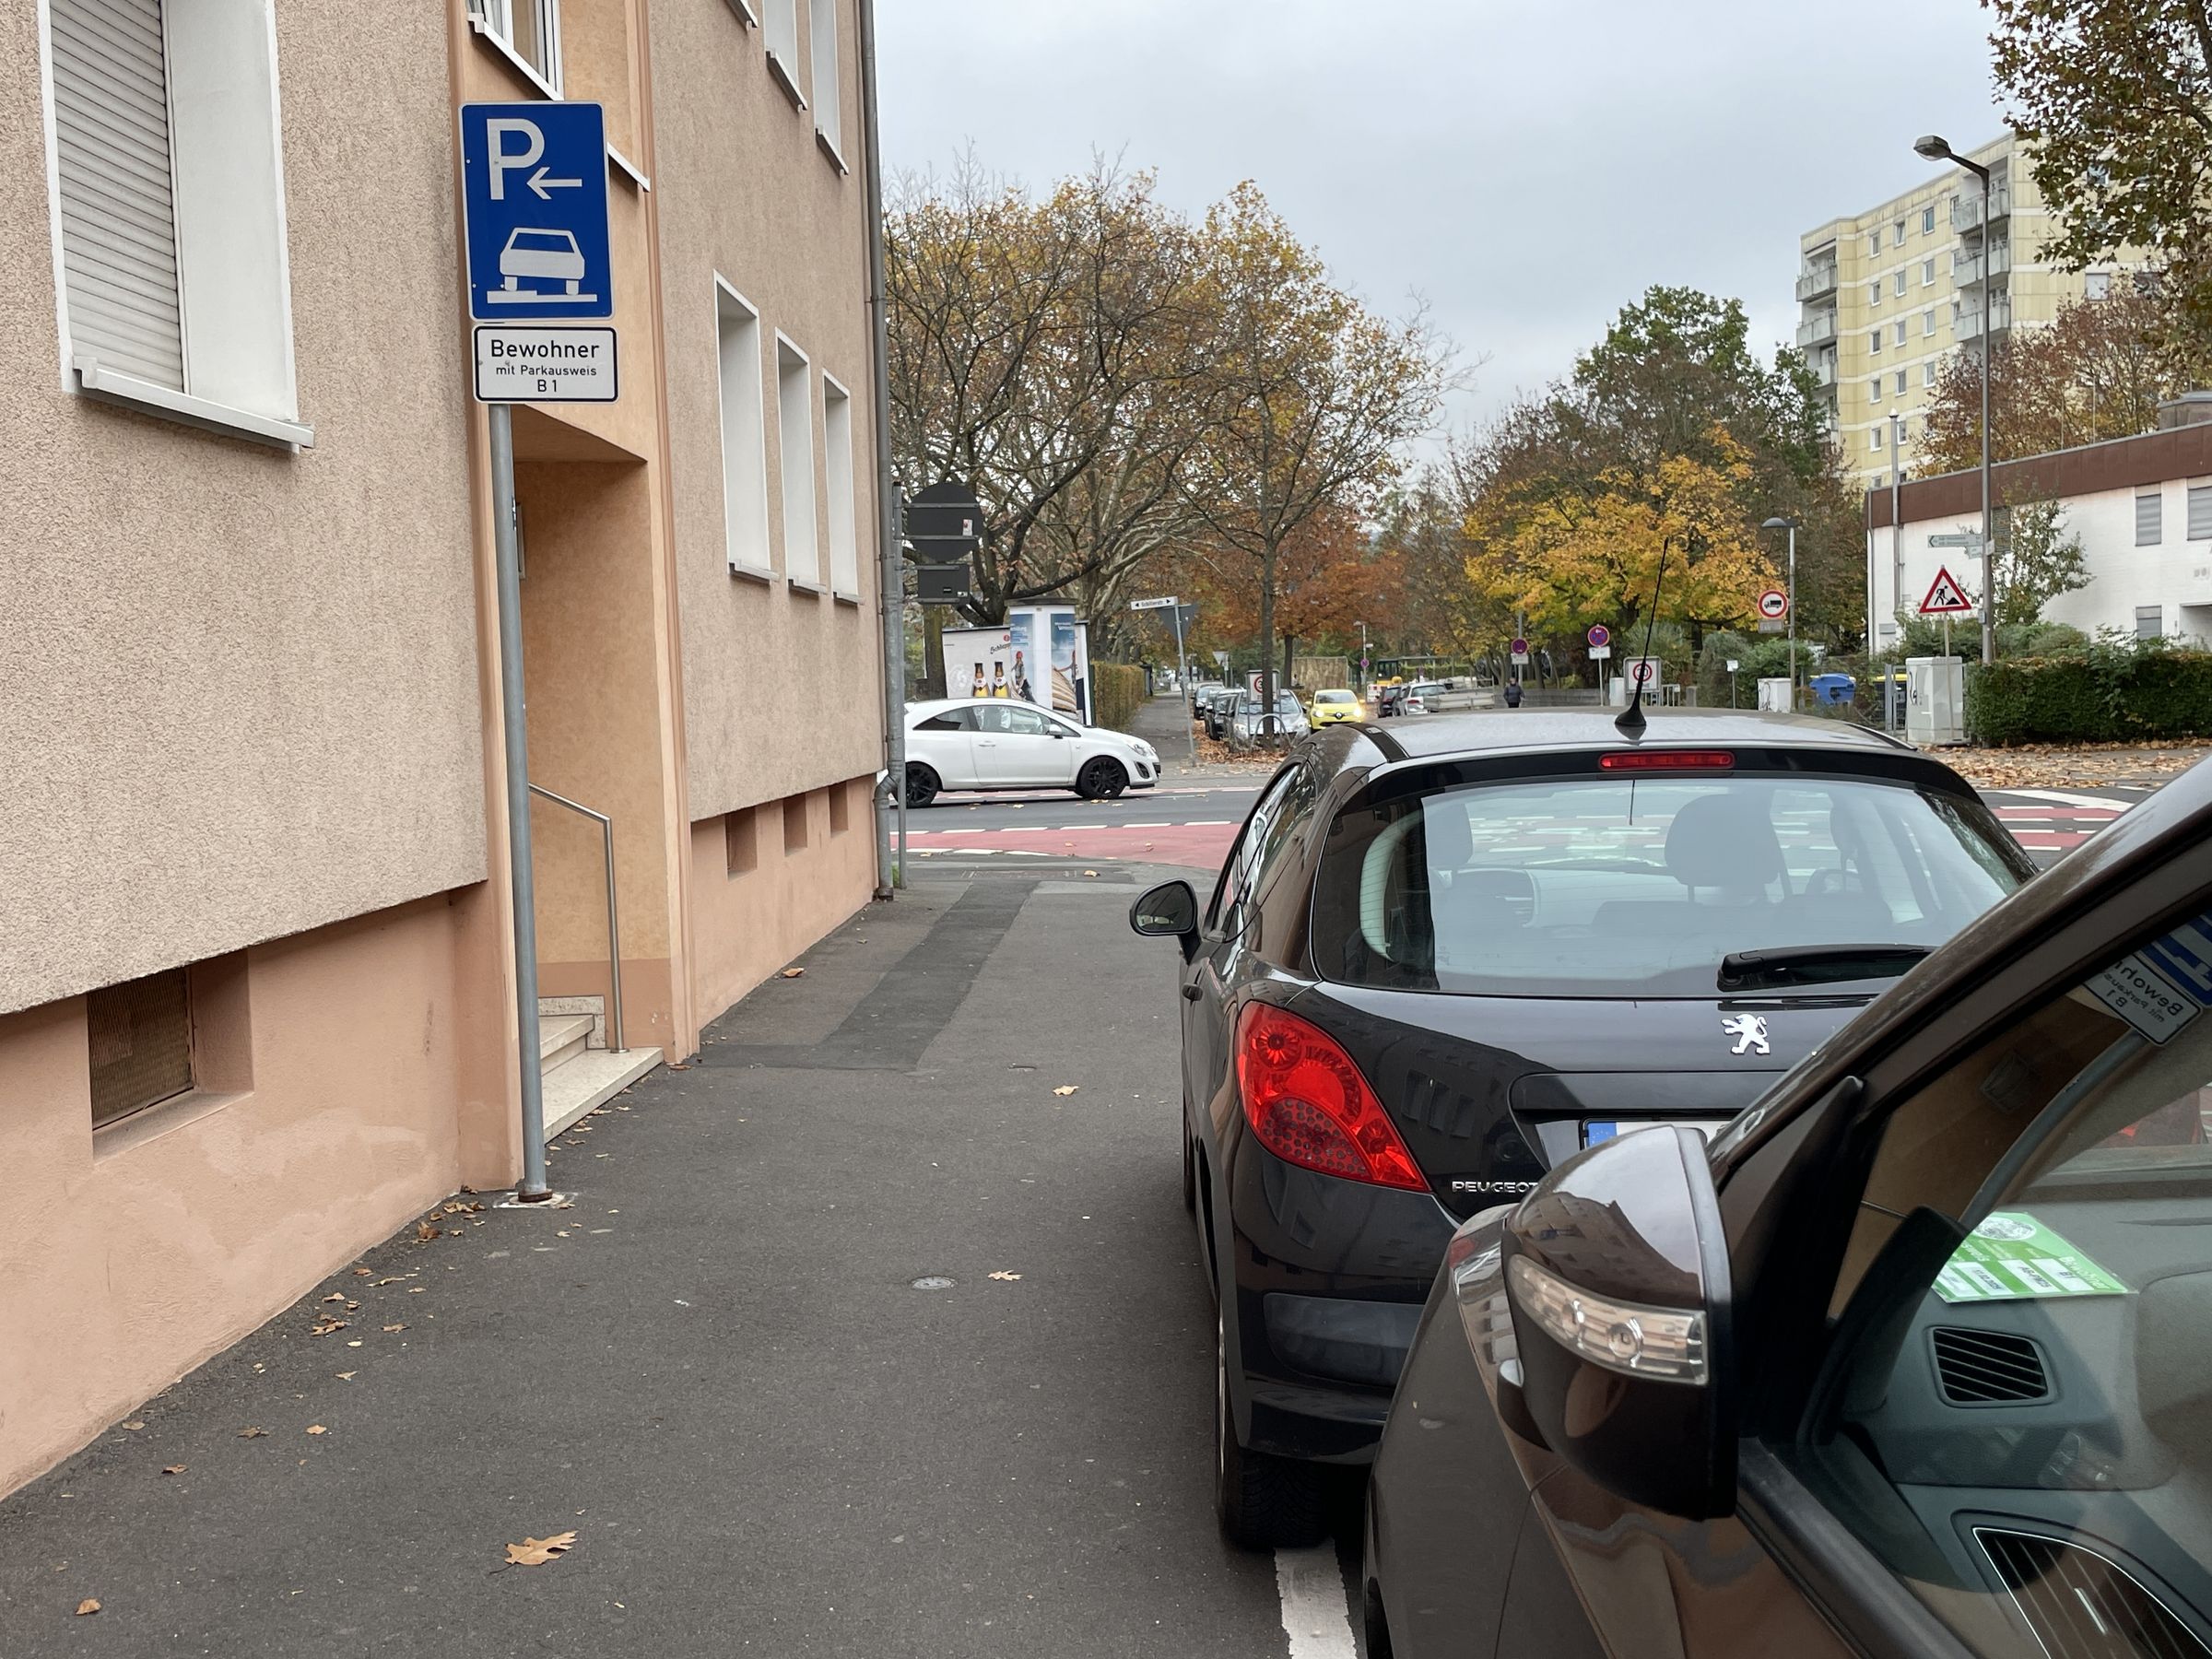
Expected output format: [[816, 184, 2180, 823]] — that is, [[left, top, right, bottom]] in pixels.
[[0, 868, 1291, 1657]]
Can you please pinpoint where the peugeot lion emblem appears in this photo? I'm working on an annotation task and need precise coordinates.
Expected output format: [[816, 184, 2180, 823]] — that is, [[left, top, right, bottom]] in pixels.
[[1723, 1014, 1771, 1056]]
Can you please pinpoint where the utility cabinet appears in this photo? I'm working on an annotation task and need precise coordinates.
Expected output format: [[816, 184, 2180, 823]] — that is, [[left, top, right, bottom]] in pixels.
[[1905, 656, 1966, 746]]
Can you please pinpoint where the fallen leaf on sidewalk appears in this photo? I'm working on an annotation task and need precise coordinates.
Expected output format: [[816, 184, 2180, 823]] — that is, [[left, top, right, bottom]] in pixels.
[[780, 967, 806, 978], [74, 1599, 100, 1617], [382, 1324, 406, 1333], [321, 1293, 346, 1304], [311, 1320, 347, 1336], [504, 1532, 577, 1567], [1082, 870, 1099, 877], [1053, 1086, 1079, 1096], [989, 1270, 1022, 1281], [305, 1426, 328, 1436], [416, 1222, 441, 1242], [335, 1372, 356, 1382], [237, 1428, 266, 1439], [352, 1267, 372, 1277], [122, 1422, 144, 1431], [160, 1465, 186, 1477]]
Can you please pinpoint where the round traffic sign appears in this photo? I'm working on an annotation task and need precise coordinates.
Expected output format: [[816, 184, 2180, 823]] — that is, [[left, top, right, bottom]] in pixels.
[[1629, 659, 1657, 685], [1758, 588, 1789, 620], [1586, 624, 1611, 649], [1510, 637, 1529, 657]]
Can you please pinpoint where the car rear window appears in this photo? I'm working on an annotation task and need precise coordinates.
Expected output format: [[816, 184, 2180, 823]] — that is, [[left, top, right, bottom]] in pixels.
[[1316, 690, 1353, 704], [1312, 771, 2025, 998]]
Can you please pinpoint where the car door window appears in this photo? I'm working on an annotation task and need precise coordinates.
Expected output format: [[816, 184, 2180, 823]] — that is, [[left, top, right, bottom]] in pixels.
[[1207, 768, 1301, 935], [915, 708, 975, 733], [998, 705, 1049, 736], [1789, 907, 2212, 1657]]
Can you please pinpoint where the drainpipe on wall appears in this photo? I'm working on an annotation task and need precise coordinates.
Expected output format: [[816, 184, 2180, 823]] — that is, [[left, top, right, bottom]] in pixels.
[[859, 0, 905, 898]]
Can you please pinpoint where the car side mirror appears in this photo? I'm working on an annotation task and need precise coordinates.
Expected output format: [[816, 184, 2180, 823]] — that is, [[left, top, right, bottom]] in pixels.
[[1129, 880, 1200, 959], [1501, 1125, 1735, 1519]]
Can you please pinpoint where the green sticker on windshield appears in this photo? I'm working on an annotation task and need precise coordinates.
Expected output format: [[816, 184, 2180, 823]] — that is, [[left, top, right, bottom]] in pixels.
[[1933, 1212, 2128, 1304]]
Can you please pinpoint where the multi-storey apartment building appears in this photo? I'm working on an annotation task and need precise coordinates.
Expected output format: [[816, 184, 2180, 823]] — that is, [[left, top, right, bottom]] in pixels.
[[2, 0, 889, 1497], [1794, 134, 2129, 489]]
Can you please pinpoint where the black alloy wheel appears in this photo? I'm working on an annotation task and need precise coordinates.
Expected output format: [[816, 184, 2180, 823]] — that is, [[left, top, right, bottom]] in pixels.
[[904, 763, 940, 808], [1215, 1313, 1325, 1549], [1077, 757, 1129, 800]]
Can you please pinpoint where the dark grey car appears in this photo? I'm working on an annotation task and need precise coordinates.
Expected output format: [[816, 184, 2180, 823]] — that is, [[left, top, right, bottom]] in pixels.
[[1365, 751, 2212, 1657]]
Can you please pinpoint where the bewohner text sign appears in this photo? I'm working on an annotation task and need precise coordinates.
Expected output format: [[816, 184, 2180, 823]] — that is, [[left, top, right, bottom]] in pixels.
[[474, 326, 618, 403]]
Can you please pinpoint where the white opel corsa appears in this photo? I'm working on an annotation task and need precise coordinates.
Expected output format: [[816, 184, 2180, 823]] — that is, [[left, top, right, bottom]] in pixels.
[[902, 699, 1159, 806]]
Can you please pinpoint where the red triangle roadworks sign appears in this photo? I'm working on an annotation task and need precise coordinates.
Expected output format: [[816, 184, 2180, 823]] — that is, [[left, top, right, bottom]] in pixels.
[[1919, 566, 1975, 616]]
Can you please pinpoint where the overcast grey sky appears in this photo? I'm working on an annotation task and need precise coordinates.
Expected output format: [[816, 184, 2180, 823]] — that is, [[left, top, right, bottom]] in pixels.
[[876, 0, 2006, 441]]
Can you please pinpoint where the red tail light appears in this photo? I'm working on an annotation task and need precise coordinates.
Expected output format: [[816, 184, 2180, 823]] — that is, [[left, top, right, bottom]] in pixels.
[[1599, 749, 1735, 772], [1234, 1004, 1427, 1192]]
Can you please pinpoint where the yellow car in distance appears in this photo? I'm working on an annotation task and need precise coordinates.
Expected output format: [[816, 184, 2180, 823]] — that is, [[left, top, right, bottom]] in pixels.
[[1310, 688, 1364, 725]]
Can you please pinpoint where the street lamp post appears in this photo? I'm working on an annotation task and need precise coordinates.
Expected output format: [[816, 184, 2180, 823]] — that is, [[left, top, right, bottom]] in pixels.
[[1762, 515, 1800, 706], [1915, 134, 1995, 665], [1355, 619, 1369, 694]]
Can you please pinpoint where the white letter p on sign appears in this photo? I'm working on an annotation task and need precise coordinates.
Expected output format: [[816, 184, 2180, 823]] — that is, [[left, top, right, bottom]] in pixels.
[[486, 118, 544, 201]]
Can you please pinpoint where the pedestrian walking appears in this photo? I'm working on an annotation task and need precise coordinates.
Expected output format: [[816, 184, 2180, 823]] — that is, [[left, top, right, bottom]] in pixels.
[[1503, 680, 1523, 709]]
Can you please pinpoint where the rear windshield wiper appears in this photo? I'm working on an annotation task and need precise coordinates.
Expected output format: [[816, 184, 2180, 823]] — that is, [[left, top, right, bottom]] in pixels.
[[1717, 944, 1933, 993]]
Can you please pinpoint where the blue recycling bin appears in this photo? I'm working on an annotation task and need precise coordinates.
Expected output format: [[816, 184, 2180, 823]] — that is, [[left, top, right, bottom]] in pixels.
[[1808, 673, 1856, 707]]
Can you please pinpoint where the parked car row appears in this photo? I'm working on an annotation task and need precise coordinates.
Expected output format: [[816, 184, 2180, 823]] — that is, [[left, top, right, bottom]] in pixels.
[[1131, 707, 2212, 1658]]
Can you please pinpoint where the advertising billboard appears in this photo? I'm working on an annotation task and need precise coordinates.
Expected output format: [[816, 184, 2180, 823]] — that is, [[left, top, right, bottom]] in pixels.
[[940, 606, 1089, 719]]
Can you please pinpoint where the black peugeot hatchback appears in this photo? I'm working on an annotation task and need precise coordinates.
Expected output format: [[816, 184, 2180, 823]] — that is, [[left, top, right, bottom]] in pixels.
[[1128, 709, 2035, 1547]]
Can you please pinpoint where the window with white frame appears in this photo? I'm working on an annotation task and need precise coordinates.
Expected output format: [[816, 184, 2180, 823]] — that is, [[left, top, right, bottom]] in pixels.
[[1869, 281, 1882, 309], [1923, 360, 1936, 386], [1923, 309, 1936, 335], [2137, 491, 2164, 547], [715, 280, 771, 575], [1871, 329, 1883, 355], [2137, 606, 2164, 640], [775, 336, 820, 585], [2086, 270, 2112, 300], [47, 0, 307, 446], [1893, 270, 1906, 297], [821, 373, 859, 594], [763, 0, 800, 88], [1894, 371, 1906, 396], [1893, 320, 1907, 347], [1893, 220, 1907, 246], [1869, 428, 1883, 451], [808, 0, 842, 157], [1868, 231, 1881, 258], [1922, 258, 1936, 286], [467, 0, 561, 90], [2190, 482, 2212, 542], [1922, 206, 1936, 234], [1869, 377, 1884, 404]]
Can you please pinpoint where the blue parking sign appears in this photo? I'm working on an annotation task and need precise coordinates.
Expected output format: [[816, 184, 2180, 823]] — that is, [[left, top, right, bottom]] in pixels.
[[460, 102, 612, 321]]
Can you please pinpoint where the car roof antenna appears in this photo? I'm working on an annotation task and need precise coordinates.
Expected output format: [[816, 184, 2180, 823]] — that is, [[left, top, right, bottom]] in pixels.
[[1614, 541, 1669, 739]]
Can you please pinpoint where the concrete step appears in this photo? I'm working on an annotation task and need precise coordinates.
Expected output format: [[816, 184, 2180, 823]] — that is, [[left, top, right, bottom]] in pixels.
[[543, 1045, 662, 1141], [538, 1014, 593, 1073]]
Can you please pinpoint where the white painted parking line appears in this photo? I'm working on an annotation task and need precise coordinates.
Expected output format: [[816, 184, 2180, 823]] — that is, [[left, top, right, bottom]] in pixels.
[[1275, 1547, 1359, 1659]]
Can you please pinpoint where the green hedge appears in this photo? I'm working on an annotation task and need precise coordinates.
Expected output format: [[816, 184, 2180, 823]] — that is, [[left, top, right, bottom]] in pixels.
[[1090, 662, 1147, 732], [1967, 646, 2212, 745]]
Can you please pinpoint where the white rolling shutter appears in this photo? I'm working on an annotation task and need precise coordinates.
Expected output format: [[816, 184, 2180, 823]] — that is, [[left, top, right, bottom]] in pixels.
[[50, 0, 184, 391]]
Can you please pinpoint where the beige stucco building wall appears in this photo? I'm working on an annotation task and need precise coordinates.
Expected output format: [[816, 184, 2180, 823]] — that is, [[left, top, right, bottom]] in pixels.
[[0, 1, 488, 1018], [652, 0, 887, 831]]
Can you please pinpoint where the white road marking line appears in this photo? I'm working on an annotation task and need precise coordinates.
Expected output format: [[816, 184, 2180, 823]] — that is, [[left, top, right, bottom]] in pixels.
[[1124, 821, 1171, 828], [1275, 1547, 1359, 1659], [1997, 788, 2135, 812], [1187, 819, 1233, 827]]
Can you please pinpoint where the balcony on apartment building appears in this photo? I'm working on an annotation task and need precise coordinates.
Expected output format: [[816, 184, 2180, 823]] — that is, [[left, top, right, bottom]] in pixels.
[[1954, 242, 2011, 288], [1958, 294, 2015, 340], [1796, 309, 1838, 349], [1795, 258, 1839, 303], [1811, 350, 1837, 388], [1950, 182, 2013, 233]]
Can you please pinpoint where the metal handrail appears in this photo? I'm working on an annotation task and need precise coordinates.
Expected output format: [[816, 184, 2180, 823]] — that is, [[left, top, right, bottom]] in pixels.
[[528, 784, 625, 1053]]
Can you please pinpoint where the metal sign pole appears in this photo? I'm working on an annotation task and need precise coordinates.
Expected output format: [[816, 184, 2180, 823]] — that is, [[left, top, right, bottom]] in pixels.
[[489, 402, 550, 1200], [1171, 602, 1194, 760]]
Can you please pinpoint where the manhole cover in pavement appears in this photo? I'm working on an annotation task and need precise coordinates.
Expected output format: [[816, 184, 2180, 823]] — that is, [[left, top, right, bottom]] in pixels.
[[911, 1275, 957, 1291]]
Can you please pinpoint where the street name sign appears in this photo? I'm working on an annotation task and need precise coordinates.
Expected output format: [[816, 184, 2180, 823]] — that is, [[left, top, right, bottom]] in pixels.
[[1920, 566, 1976, 616], [461, 103, 613, 321], [1130, 596, 1177, 610], [474, 326, 618, 403], [1929, 531, 1985, 548]]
